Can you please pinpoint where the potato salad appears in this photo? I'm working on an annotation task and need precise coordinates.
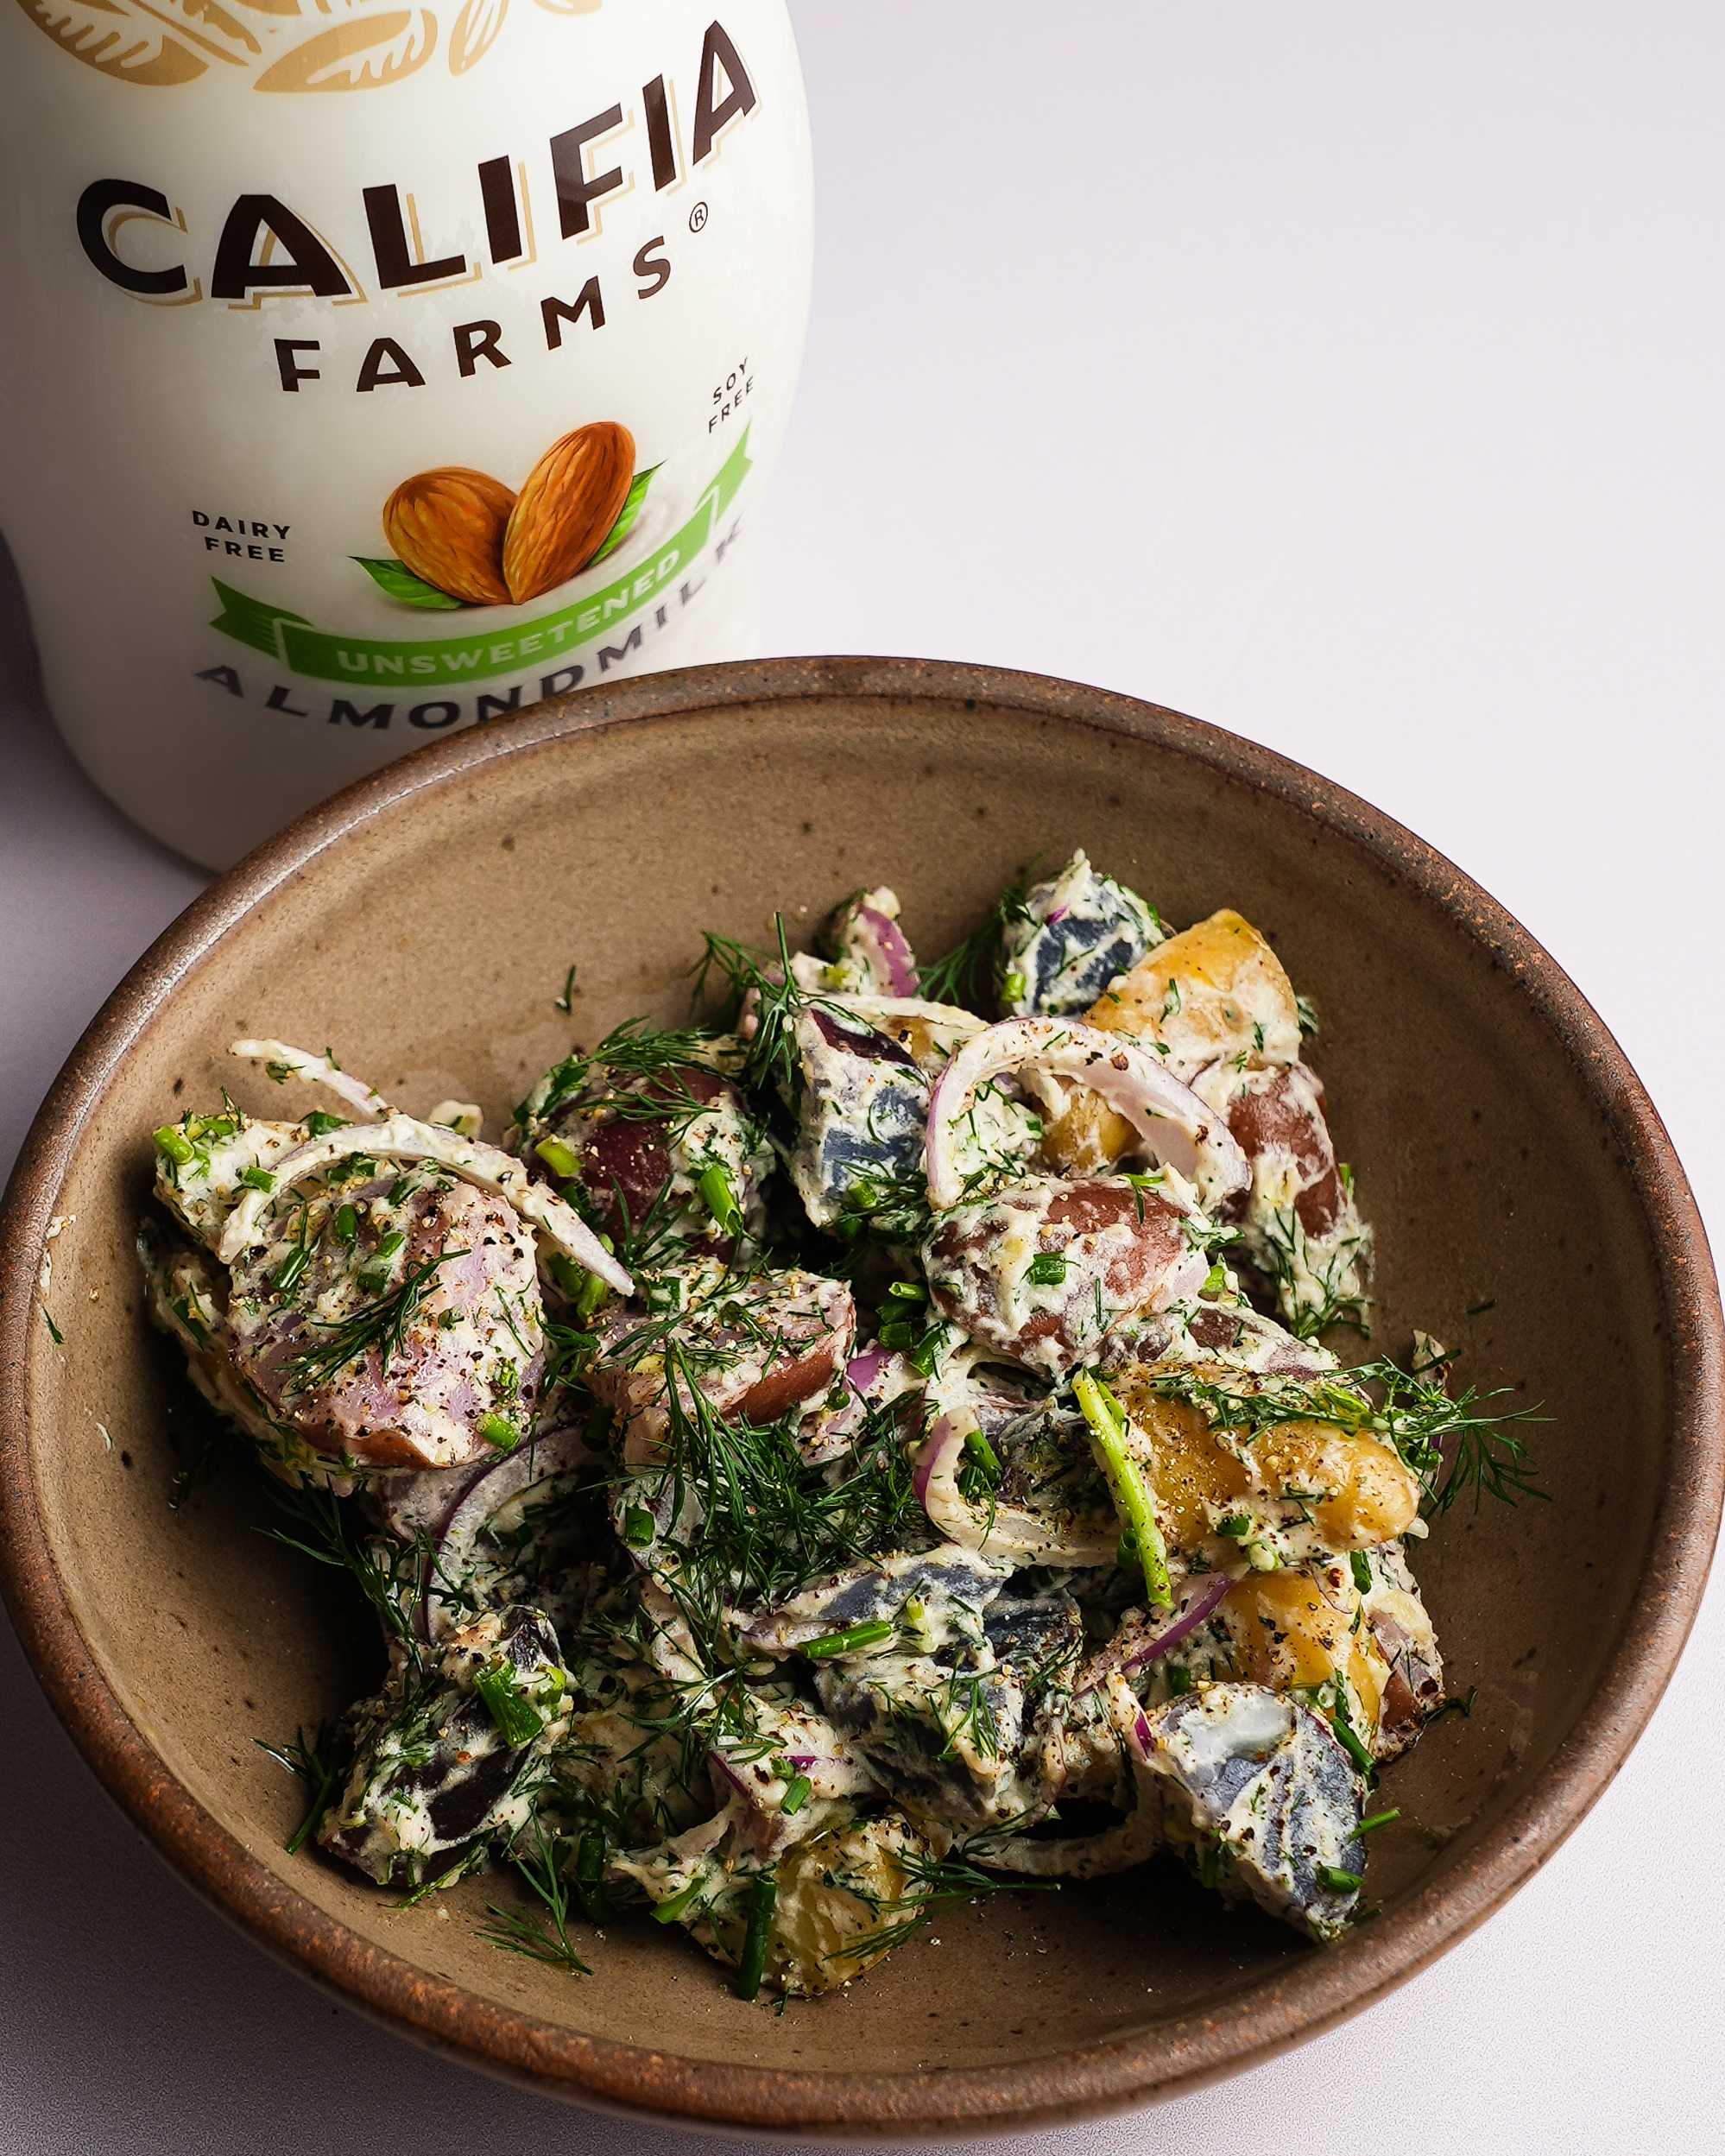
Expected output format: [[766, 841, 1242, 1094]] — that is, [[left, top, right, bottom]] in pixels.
[[140, 854, 1537, 1999]]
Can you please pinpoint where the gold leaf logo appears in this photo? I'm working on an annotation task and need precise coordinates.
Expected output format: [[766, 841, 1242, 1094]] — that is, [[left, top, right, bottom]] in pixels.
[[13, 0, 598, 86], [252, 5, 435, 92], [447, 0, 503, 73]]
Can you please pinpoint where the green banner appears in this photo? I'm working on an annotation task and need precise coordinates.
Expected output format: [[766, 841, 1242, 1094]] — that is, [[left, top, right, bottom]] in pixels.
[[211, 429, 752, 686]]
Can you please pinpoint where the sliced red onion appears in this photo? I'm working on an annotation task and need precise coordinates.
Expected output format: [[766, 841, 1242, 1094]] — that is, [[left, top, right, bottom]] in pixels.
[[425, 1421, 595, 1639], [913, 1414, 1118, 1565], [710, 1753, 755, 1803], [229, 1038, 390, 1121], [215, 1112, 633, 1296], [924, 1017, 1248, 1212], [369, 1460, 488, 1546], [855, 904, 919, 996], [1077, 1573, 1236, 1695], [1044, 904, 1071, 926], [846, 1344, 892, 1394], [1122, 1573, 1233, 1672]]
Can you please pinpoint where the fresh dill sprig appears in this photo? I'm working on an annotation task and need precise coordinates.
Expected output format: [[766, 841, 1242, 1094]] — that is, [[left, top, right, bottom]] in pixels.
[[656, 1347, 922, 1614], [284, 1244, 466, 1395], [835, 1832, 1057, 1962], [1260, 1205, 1369, 1340], [916, 869, 1033, 1010], [692, 917, 810, 1102], [258, 1476, 429, 1664], [478, 1810, 592, 1975], [255, 1720, 350, 1857]]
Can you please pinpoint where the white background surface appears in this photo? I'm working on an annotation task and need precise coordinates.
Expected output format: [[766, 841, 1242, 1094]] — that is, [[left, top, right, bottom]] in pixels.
[[2, 3, 1722, 2149]]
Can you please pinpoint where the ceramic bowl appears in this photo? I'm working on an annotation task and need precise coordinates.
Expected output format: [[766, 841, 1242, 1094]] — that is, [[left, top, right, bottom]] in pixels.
[[2, 659, 1719, 2134]]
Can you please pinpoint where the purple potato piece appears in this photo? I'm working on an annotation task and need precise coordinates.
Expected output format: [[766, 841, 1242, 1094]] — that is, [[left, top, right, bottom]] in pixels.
[[319, 1606, 565, 1889], [787, 1006, 930, 1236], [1135, 1681, 1365, 1941]]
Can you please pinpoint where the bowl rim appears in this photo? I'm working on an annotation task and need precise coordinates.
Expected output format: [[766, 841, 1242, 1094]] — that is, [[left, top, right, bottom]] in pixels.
[[3, 654, 1720, 2134]]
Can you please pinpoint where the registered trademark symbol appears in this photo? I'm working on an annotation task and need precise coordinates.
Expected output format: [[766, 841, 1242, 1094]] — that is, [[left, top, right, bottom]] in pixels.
[[688, 201, 710, 233]]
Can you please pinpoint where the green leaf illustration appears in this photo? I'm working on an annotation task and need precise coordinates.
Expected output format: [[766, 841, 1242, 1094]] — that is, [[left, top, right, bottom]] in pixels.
[[352, 556, 464, 610], [589, 464, 660, 566]]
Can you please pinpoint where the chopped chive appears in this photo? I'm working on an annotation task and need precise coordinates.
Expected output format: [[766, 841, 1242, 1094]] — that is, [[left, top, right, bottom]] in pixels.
[[653, 1870, 710, 1924], [886, 1280, 927, 1303], [1166, 1664, 1193, 1696], [697, 1161, 742, 1237], [477, 1412, 522, 1452], [1328, 1704, 1376, 1778], [1350, 1549, 1372, 1593], [273, 1242, 313, 1296], [549, 1249, 610, 1319], [1002, 970, 1027, 1005], [1074, 1372, 1172, 1610], [1200, 1261, 1229, 1297], [1216, 1513, 1253, 1541], [357, 1268, 387, 1296], [963, 1427, 1002, 1480], [908, 1324, 949, 1378], [622, 1506, 655, 1547], [153, 1124, 195, 1167], [1026, 1251, 1068, 1287], [303, 1110, 347, 1138], [239, 1164, 276, 1193], [376, 1228, 406, 1262], [780, 1773, 812, 1816], [735, 1872, 777, 2000], [1316, 1864, 1363, 1894], [333, 1204, 358, 1245], [878, 1319, 915, 1350], [535, 1136, 582, 1180], [473, 1662, 547, 1748], [802, 1618, 894, 1660], [1357, 1807, 1400, 1836]]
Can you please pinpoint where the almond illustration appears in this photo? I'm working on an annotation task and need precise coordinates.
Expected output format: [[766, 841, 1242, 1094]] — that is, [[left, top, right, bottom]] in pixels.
[[382, 466, 516, 605], [502, 420, 635, 604]]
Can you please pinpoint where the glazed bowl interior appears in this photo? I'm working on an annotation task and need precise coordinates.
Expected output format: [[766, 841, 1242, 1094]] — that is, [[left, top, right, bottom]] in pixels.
[[3, 660, 1718, 2134]]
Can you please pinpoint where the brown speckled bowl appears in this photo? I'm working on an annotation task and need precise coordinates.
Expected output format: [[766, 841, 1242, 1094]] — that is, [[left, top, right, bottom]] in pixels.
[[2, 659, 1719, 2134]]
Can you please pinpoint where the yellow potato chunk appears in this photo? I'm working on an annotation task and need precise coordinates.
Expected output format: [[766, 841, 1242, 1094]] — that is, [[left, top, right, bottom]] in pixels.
[[1219, 1568, 1387, 1735], [766, 1810, 930, 1994], [1042, 909, 1302, 1170], [1113, 1370, 1420, 1558], [1253, 1419, 1419, 1548]]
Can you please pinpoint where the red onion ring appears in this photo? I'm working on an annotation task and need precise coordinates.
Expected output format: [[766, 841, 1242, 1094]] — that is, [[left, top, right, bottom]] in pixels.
[[913, 1414, 1118, 1565], [425, 1421, 595, 1639], [215, 1111, 634, 1296], [229, 1038, 390, 1121], [924, 1017, 1248, 1212], [1077, 1573, 1236, 1695]]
